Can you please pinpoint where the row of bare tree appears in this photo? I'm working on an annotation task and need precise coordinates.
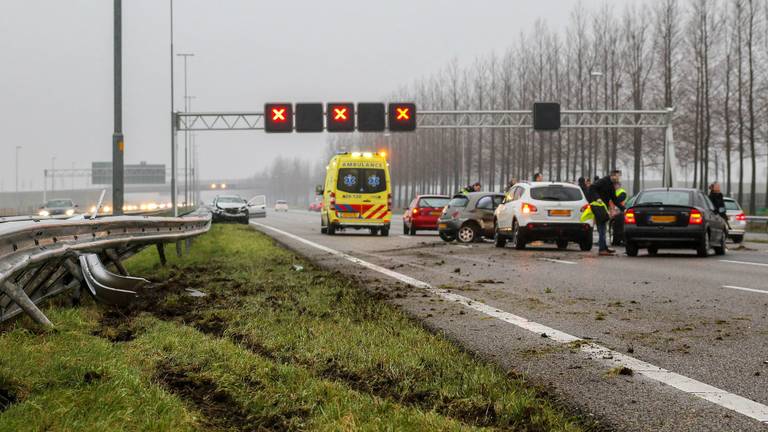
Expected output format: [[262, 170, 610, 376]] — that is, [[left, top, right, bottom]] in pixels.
[[325, 0, 768, 213]]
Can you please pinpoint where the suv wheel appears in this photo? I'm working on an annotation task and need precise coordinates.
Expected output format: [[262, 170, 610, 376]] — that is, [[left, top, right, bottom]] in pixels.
[[625, 241, 639, 257], [457, 224, 477, 243], [494, 222, 507, 248], [512, 221, 526, 250], [556, 239, 568, 250], [579, 235, 593, 251], [439, 232, 456, 242]]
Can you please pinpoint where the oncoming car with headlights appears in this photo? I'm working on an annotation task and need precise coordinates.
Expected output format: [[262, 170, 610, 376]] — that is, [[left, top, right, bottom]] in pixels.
[[39, 199, 78, 217], [211, 195, 249, 224]]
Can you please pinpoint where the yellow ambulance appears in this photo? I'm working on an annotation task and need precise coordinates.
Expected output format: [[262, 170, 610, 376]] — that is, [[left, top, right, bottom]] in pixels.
[[320, 152, 392, 236]]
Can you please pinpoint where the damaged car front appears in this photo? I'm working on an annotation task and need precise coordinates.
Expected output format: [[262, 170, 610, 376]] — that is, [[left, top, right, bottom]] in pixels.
[[211, 195, 249, 224]]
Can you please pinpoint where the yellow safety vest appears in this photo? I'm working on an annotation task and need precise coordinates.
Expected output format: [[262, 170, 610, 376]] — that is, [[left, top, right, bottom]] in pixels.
[[580, 199, 607, 222]]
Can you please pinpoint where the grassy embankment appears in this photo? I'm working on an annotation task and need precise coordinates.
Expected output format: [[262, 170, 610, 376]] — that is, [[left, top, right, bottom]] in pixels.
[[0, 225, 586, 431]]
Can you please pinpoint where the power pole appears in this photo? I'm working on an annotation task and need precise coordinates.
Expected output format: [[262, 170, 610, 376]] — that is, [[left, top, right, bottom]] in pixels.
[[112, 0, 124, 215]]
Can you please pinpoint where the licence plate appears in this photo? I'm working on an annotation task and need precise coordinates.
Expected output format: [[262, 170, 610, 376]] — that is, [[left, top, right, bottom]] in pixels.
[[339, 212, 359, 218], [548, 209, 571, 217], [431, 211, 442, 216], [651, 215, 676, 223], [438, 223, 448, 229]]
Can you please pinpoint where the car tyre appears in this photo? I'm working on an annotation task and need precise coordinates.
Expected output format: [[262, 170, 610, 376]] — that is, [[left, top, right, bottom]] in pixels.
[[512, 220, 526, 250], [328, 224, 336, 235], [457, 224, 477, 243], [494, 222, 507, 248], [380, 226, 390, 237], [696, 231, 710, 257], [439, 232, 456, 242], [648, 246, 658, 255], [714, 230, 726, 256], [731, 234, 744, 244], [321, 227, 328, 234], [556, 239, 568, 250], [625, 241, 639, 257], [579, 236, 593, 252], [370, 228, 379, 236]]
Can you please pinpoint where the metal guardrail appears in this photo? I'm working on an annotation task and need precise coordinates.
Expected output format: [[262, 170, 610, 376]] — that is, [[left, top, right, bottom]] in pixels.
[[746, 215, 768, 233], [0, 210, 211, 327]]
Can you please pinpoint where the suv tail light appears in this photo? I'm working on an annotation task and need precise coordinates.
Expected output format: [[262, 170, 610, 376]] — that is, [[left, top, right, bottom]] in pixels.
[[736, 213, 746, 221], [689, 209, 703, 225], [580, 204, 590, 213], [624, 208, 636, 225], [521, 202, 538, 214]]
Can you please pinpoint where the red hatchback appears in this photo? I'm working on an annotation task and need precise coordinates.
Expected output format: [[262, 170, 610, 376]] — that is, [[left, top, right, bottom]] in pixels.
[[403, 195, 451, 235]]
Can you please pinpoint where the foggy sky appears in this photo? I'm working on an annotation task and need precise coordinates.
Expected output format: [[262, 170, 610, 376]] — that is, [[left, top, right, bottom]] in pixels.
[[0, 0, 634, 192]]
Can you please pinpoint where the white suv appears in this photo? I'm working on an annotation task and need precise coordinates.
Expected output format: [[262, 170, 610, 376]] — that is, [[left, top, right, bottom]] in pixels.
[[494, 182, 593, 250]]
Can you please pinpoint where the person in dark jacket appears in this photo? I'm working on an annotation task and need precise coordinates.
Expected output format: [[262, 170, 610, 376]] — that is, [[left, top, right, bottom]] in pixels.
[[587, 170, 622, 255], [708, 182, 728, 222], [578, 177, 588, 197]]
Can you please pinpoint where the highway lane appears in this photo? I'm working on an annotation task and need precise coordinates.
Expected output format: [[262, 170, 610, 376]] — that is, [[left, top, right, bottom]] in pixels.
[[252, 209, 768, 431]]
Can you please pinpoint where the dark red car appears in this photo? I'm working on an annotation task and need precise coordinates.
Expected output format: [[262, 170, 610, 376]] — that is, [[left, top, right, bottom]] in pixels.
[[308, 201, 324, 212], [403, 195, 451, 235]]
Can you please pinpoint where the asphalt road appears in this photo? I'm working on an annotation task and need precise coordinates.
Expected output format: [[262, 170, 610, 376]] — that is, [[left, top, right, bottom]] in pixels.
[[250, 209, 768, 431]]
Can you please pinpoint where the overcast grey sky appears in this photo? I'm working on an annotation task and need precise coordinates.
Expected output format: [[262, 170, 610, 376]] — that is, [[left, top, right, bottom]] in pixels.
[[0, 0, 634, 191]]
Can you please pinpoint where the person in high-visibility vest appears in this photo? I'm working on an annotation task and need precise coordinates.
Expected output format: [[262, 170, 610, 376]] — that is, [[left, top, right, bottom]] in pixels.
[[611, 183, 628, 246], [586, 170, 623, 256]]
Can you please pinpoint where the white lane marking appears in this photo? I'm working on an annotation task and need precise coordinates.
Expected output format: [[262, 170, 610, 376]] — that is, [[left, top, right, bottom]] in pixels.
[[723, 285, 768, 295], [251, 221, 768, 424], [398, 235, 411, 239], [720, 260, 768, 268], [539, 258, 577, 265]]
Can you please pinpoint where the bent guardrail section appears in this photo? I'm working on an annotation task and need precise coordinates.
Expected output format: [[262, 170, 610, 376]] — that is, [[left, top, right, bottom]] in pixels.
[[0, 211, 211, 327]]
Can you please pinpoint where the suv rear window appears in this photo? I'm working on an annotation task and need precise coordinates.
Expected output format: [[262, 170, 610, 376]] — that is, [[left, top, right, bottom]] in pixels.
[[530, 186, 583, 201], [635, 191, 692, 206], [418, 197, 450, 208], [337, 168, 386, 193], [447, 196, 469, 207]]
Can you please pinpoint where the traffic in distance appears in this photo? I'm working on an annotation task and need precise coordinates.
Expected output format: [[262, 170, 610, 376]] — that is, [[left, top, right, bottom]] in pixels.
[[208, 151, 749, 260]]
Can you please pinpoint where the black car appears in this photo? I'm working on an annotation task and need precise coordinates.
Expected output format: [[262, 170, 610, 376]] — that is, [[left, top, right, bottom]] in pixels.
[[623, 188, 727, 257]]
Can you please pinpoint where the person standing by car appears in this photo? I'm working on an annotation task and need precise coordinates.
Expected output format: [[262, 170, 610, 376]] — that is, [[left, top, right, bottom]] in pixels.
[[578, 177, 588, 196], [708, 183, 728, 222], [532, 172, 543, 182], [587, 170, 622, 256], [610, 183, 628, 246], [461, 182, 482, 195]]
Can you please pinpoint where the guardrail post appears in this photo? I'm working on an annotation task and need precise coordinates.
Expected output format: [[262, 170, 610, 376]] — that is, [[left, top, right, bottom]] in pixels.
[[1, 281, 53, 328], [175, 241, 183, 258], [185, 238, 191, 253], [156, 243, 167, 266]]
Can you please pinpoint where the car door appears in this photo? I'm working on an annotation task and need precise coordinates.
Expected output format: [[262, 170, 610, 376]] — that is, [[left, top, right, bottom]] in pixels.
[[476, 195, 502, 237], [496, 187, 515, 229], [699, 192, 725, 242]]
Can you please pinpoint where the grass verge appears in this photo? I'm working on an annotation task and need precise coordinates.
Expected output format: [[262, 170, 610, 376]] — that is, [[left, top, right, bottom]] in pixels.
[[0, 224, 586, 431]]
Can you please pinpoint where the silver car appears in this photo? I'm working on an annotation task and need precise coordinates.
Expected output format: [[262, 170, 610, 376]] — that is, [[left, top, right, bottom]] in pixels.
[[38, 199, 78, 217], [247, 195, 267, 218], [724, 197, 746, 243], [211, 195, 249, 224]]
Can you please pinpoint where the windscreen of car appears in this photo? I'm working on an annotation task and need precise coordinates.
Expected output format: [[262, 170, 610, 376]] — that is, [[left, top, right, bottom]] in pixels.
[[46, 199, 74, 208], [418, 197, 450, 208], [447, 196, 469, 208], [530, 186, 583, 201], [336, 168, 386, 194], [217, 197, 244, 204], [635, 191, 692, 207], [724, 200, 741, 211], [276, 200, 287, 204]]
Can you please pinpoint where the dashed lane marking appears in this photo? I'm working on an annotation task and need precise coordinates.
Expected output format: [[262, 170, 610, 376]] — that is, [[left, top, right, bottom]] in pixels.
[[723, 285, 768, 295], [251, 221, 768, 424], [539, 258, 577, 265], [720, 259, 768, 268]]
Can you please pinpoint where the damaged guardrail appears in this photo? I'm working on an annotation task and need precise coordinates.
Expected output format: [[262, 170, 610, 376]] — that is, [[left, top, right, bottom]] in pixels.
[[0, 210, 211, 328]]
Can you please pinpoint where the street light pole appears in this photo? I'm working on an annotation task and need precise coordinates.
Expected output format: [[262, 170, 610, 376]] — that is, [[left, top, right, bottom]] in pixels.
[[177, 53, 194, 208], [169, 0, 177, 216], [112, 0, 125, 215]]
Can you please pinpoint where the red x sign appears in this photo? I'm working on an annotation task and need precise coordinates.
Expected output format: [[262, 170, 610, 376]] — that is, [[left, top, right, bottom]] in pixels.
[[272, 108, 286, 121], [396, 107, 410, 120], [333, 107, 348, 121]]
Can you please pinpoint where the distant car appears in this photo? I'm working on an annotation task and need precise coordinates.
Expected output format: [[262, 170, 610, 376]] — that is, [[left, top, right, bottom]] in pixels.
[[493, 182, 593, 251], [623, 188, 727, 257], [39, 199, 77, 217], [247, 195, 267, 219], [403, 195, 450, 235], [438, 192, 503, 243], [723, 197, 746, 243], [308, 201, 323, 212], [211, 195, 249, 224], [275, 200, 289, 212]]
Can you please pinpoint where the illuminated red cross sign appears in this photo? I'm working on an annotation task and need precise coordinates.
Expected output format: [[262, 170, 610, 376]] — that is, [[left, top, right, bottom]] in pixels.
[[264, 103, 293, 132], [326, 102, 355, 132], [388, 102, 417, 132]]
